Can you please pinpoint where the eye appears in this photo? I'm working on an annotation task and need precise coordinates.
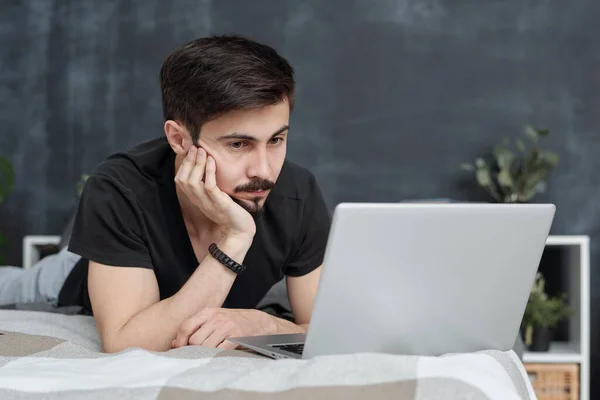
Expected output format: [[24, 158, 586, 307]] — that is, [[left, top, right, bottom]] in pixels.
[[269, 137, 284, 145], [229, 141, 247, 150]]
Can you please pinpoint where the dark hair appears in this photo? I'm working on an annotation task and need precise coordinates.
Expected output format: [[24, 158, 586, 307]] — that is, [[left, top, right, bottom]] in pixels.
[[160, 35, 295, 143]]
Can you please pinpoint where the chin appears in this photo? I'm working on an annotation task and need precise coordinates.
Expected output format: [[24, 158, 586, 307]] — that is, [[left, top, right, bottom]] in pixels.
[[232, 196, 266, 217]]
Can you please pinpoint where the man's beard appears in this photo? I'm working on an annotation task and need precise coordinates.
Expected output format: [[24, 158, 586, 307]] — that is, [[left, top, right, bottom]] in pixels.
[[231, 196, 264, 218], [231, 178, 275, 218]]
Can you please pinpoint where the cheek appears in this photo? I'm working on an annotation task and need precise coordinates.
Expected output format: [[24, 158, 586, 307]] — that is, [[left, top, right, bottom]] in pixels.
[[198, 142, 236, 191], [270, 148, 287, 176], [214, 160, 239, 193]]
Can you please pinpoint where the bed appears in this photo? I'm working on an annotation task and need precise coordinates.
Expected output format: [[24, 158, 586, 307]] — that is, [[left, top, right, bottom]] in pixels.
[[0, 309, 536, 399]]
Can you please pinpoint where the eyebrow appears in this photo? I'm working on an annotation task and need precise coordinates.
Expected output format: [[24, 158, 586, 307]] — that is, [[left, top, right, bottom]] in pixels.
[[216, 125, 289, 142]]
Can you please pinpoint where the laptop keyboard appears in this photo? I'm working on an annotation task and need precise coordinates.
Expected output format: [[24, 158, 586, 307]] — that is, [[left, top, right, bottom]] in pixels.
[[271, 343, 304, 355]]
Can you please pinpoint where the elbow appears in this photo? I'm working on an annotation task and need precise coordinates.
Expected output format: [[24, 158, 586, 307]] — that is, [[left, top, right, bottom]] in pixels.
[[99, 324, 131, 353], [101, 336, 129, 354], [99, 325, 136, 353], [102, 345, 123, 354], [100, 331, 170, 354]]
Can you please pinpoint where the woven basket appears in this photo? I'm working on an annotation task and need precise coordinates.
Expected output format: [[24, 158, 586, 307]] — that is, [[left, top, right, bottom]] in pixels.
[[524, 363, 579, 400]]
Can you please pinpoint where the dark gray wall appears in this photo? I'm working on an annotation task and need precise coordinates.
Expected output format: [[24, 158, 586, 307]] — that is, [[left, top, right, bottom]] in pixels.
[[1, 0, 599, 392]]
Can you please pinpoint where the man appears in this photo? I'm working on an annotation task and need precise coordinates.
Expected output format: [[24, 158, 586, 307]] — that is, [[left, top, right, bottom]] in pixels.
[[67, 35, 331, 353], [0, 246, 80, 307]]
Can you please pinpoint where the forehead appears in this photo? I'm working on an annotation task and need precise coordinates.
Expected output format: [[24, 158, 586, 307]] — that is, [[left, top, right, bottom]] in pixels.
[[200, 102, 290, 139]]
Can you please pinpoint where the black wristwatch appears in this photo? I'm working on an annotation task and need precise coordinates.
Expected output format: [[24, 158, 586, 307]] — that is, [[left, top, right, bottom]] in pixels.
[[208, 243, 246, 274]]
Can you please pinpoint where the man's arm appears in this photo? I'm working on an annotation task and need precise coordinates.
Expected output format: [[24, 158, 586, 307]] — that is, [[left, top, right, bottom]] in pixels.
[[173, 169, 329, 349], [259, 264, 323, 335], [286, 265, 322, 328], [89, 234, 251, 353], [267, 171, 329, 335], [86, 147, 258, 353], [171, 266, 323, 349]]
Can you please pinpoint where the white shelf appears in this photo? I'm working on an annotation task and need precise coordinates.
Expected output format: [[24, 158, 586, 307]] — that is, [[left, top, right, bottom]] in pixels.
[[523, 341, 581, 363], [522, 235, 590, 400], [22, 235, 61, 269]]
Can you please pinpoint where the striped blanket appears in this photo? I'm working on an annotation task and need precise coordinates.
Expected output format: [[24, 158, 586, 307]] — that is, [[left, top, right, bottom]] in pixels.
[[0, 310, 536, 399]]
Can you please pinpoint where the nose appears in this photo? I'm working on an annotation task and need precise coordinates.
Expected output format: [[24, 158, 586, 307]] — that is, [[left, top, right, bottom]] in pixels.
[[247, 147, 271, 180]]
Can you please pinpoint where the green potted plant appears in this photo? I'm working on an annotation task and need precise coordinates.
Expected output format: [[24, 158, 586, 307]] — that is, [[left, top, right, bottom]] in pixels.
[[0, 156, 15, 264], [461, 126, 559, 203], [522, 272, 573, 352]]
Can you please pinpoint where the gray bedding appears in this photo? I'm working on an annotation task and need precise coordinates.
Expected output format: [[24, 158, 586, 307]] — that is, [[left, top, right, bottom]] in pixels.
[[0, 310, 536, 399]]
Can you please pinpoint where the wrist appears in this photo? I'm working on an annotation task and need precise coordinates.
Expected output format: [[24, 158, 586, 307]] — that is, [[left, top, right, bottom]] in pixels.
[[259, 311, 306, 335], [220, 230, 254, 246], [219, 233, 253, 249], [216, 234, 253, 264], [220, 218, 256, 240]]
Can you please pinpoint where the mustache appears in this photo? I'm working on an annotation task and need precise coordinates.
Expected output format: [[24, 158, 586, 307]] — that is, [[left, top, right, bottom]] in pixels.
[[234, 179, 275, 193]]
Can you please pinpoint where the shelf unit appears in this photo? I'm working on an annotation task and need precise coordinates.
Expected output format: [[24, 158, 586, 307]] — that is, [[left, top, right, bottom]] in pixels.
[[522, 235, 590, 400], [22, 235, 61, 269]]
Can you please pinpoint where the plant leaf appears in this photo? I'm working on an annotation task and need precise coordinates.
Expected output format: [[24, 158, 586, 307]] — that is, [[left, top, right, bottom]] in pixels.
[[494, 147, 515, 172], [476, 166, 492, 187], [525, 126, 539, 143], [541, 151, 559, 167], [460, 163, 474, 171], [523, 169, 549, 193], [536, 128, 550, 137], [520, 189, 538, 202], [516, 139, 526, 152], [523, 272, 572, 329], [497, 168, 514, 188], [535, 181, 547, 193]]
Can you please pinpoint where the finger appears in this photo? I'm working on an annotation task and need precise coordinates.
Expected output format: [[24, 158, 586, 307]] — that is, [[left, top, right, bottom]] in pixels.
[[189, 147, 207, 185], [173, 331, 192, 348], [173, 312, 210, 348], [203, 156, 217, 194], [189, 321, 217, 347], [202, 327, 229, 348], [204, 156, 228, 202], [217, 339, 239, 350], [175, 146, 197, 184]]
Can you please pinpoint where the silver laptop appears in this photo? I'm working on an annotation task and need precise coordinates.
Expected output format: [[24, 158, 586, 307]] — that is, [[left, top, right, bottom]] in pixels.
[[228, 202, 555, 359]]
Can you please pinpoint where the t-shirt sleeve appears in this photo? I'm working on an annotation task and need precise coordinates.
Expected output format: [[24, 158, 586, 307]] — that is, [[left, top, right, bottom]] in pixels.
[[67, 174, 153, 269], [284, 173, 331, 277]]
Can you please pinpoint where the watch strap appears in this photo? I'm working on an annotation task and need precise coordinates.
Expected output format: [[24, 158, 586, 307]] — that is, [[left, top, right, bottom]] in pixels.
[[208, 243, 246, 274]]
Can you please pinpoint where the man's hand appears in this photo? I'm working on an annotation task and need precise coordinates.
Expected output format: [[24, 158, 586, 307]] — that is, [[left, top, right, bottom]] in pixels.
[[172, 308, 274, 350], [175, 145, 256, 239]]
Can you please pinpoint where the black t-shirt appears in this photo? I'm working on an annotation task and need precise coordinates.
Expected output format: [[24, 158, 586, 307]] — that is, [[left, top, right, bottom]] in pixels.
[[66, 137, 331, 315]]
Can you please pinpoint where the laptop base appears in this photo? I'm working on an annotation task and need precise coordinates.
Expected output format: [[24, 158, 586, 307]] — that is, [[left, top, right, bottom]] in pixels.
[[228, 333, 306, 359]]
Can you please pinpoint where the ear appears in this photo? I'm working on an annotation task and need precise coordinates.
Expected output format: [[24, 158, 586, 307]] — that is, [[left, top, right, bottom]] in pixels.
[[164, 120, 193, 155]]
